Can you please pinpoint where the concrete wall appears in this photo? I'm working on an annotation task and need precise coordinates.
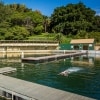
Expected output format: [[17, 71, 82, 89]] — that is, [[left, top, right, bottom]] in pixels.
[[70, 43, 94, 50], [95, 45, 100, 50]]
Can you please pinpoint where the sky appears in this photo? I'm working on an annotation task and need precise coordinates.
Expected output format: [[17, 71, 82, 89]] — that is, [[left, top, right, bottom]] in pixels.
[[2, 0, 100, 16]]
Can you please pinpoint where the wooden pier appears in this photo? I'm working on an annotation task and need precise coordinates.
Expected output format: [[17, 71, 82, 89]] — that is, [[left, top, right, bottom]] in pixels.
[[0, 67, 16, 74], [22, 52, 86, 63], [0, 75, 95, 100]]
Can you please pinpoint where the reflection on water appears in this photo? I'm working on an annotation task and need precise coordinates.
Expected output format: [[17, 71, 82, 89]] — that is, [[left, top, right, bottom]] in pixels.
[[0, 55, 100, 99], [0, 53, 53, 59], [71, 56, 94, 67]]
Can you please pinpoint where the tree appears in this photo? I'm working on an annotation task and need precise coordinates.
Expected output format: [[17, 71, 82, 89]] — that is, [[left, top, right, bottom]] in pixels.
[[88, 32, 100, 42], [50, 2, 96, 36], [5, 26, 30, 40], [23, 10, 44, 35], [93, 15, 100, 32], [0, 1, 12, 22], [54, 33, 64, 43], [10, 11, 24, 26], [43, 16, 50, 33]]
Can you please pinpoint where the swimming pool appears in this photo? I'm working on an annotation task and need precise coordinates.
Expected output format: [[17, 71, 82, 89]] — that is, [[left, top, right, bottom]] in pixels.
[[0, 55, 100, 99]]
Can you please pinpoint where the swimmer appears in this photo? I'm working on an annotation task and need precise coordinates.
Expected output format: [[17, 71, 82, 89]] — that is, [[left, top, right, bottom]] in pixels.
[[59, 70, 69, 76]]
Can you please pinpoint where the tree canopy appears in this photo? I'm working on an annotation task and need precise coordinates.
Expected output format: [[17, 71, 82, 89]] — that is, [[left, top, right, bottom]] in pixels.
[[0, 1, 100, 42], [0, 2, 44, 40], [50, 2, 96, 35]]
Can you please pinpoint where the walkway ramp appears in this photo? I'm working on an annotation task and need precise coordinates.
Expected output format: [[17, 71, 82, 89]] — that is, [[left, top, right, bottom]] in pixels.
[[0, 75, 95, 100], [22, 52, 86, 63]]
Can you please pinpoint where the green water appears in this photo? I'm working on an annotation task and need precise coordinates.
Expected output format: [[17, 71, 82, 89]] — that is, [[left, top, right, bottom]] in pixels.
[[0, 55, 100, 99]]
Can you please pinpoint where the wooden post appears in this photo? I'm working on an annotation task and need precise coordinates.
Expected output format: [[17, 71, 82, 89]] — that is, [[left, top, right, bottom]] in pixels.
[[5, 46, 7, 58], [21, 52, 24, 58], [3, 51, 5, 58], [64, 50, 65, 54], [12, 92, 13, 100]]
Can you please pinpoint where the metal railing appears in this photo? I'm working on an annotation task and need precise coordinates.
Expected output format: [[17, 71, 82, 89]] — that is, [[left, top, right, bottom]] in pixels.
[[0, 40, 58, 43]]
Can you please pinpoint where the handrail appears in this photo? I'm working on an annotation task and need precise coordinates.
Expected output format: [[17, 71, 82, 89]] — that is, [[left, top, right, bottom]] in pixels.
[[0, 40, 58, 43], [0, 86, 31, 100]]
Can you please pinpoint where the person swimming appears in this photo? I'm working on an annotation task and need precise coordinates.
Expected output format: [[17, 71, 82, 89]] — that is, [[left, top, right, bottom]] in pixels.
[[59, 67, 83, 76], [59, 70, 70, 76]]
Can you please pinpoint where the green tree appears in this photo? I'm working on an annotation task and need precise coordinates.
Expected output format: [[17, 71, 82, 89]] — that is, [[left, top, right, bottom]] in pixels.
[[22, 10, 44, 35], [93, 15, 100, 32], [5, 26, 30, 40], [50, 2, 95, 36], [43, 16, 51, 33], [54, 33, 65, 43], [10, 11, 24, 26], [88, 32, 100, 42]]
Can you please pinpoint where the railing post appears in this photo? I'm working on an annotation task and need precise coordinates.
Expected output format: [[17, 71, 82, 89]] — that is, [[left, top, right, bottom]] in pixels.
[[21, 52, 24, 58], [12, 92, 13, 100]]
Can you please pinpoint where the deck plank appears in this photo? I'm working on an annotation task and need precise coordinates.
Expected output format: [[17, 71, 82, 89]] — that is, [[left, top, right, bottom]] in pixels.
[[0, 75, 95, 100], [22, 52, 86, 63]]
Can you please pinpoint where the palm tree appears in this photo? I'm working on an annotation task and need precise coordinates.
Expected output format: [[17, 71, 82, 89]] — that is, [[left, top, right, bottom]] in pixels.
[[43, 16, 50, 33]]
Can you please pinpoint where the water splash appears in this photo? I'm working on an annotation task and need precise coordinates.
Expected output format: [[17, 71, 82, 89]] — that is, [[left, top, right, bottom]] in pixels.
[[66, 67, 83, 73], [59, 67, 83, 76]]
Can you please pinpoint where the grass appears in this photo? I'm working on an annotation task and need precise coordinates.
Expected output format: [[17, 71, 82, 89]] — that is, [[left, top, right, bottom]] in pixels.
[[28, 33, 55, 40], [28, 33, 72, 43]]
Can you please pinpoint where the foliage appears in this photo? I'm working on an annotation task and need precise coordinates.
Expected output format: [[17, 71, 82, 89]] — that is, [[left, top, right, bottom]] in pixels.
[[28, 33, 56, 41], [88, 32, 100, 42], [93, 15, 100, 32], [5, 26, 30, 40], [0, 2, 44, 39], [50, 2, 96, 35], [0, 1, 99, 42]]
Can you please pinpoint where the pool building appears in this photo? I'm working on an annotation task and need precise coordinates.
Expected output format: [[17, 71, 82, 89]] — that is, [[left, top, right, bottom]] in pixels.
[[70, 39, 95, 50]]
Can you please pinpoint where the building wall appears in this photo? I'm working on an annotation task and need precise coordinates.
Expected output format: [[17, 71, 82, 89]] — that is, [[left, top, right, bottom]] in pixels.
[[59, 44, 71, 50], [59, 43, 94, 50], [0, 44, 58, 51], [71, 43, 94, 50], [95, 46, 100, 50]]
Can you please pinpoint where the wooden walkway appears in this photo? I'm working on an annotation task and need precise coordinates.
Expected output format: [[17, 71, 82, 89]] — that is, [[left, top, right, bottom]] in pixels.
[[0, 75, 95, 100], [0, 67, 16, 74], [22, 52, 86, 63]]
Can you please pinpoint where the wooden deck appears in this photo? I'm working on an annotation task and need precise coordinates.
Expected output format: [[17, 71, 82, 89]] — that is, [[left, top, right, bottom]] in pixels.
[[0, 67, 16, 74], [22, 52, 86, 63], [0, 75, 95, 100]]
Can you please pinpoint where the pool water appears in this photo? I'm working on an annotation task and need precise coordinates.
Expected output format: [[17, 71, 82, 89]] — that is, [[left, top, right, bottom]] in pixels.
[[0, 56, 100, 99]]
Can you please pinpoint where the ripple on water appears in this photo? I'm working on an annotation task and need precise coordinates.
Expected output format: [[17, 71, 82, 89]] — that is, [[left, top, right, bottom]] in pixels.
[[1, 56, 100, 100]]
